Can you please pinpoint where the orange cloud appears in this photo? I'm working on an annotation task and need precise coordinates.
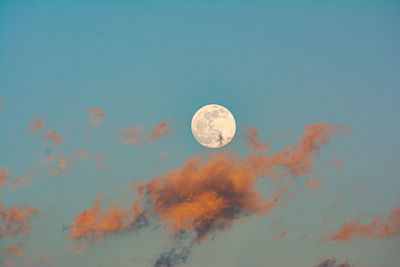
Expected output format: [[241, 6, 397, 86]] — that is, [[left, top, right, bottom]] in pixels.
[[28, 118, 45, 133], [326, 153, 342, 172], [43, 150, 103, 177], [299, 233, 307, 240], [68, 122, 348, 251], [133, 122, 349, 243], [0, 204, 39, 238], [69, 245, 86, 254], [86, 107, 105, 129], [120, 126, 143, 144], [0, 166, 11, 188], [43, 131, 64, 147], [274, 229, 287, 240], [149, 121, 173, 141], [244, 127, 269, 153], [10, 170, 37, 190], [306, 177, 325, 191], [7, 245, 24, 257], [120, 121, 174, 145], [40, 252, 57, 263], [68, 194, 144, 245], [320, 207, 400, 242], [4, 258, 13, 266]]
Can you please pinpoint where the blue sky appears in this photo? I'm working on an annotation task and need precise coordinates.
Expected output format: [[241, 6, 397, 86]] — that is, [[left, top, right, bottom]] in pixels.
[[0, 1, 399, 267]]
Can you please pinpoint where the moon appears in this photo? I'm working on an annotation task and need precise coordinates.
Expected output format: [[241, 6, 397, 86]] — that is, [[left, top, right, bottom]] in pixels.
[[191, 104, 236, 148]]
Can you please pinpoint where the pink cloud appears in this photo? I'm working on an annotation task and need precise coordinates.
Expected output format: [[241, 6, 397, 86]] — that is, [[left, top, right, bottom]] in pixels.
[[86, 107, 106, 129], [320, 207, 400, 242], [0, 166, 11, 188], [120, 121, 174, 145], [28, 118, 45, 133], [43, 131, 64, 147]]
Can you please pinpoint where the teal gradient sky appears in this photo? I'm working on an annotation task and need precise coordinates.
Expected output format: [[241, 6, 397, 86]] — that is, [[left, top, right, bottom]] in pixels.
[[1, 1, 399, 267]]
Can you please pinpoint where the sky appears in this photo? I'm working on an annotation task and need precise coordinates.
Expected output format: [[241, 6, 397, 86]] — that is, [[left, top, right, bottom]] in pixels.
[[0, 1, 400, 267]]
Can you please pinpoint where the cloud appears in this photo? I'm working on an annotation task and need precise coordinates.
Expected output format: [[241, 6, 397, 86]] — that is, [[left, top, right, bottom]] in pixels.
[[10, 170, 37, 190], [86, 107, 106, 130], [43, 150, 104, 177], [68, 194, 147, 246], [40, 252, 57, 263], [3, 258, 13, 266], [274, 229, 288, 240], [120, 126, 144, 144], [120, 121, 174, 145], [68, 245, 86, 254], [133, 122, 349, 243], [68, 122, 348, 266], [43, 131, 64, 147], [0, 204, 39, 238], [299, 233, 307, 240], [306, 177, 325, 191], [154, 246, 191, 267], [149, 121, 174, 141], [320, 207, 400, 242], [68, 194, 131, 243], [313, 258, 351, 267], [28, 118, 45, 133], [244, 127, 269, 153], [0, 166, 11, 188], [7, 245, 24, 257], [326, 153, 342, 172]]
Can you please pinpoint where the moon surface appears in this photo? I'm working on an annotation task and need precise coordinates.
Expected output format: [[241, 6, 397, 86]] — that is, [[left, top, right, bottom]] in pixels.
[[191, 104, 236, 148]]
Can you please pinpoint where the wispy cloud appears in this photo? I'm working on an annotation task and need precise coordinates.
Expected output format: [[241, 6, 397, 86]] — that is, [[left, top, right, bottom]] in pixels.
[[43, 131, 64, 147], [10, 170, 37, 190], [313, 257, 352, 267], [0, 204, 39, 238], [326, 153, 342, 172], [43, 150, 103, 177], [85, 107, 106, 131], [320, 207, 400, 242], [39, 252, 57, 264], [149, 121, 174, 142], [68, 194, 146, 247], [0, 166, 11, 189], [244, 127, 269, 153], [7, 245, 24, 257], [306, 177, 325, 191], [28, 118, 45, 133], [120, 126, 144, 144], [120, 121, 174, 145]]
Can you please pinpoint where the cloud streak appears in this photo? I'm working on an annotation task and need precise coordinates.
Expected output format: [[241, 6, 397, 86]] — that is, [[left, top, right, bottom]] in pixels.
[[43, 150, 103, 177], [0, 166, 11, 188], [28, 118, 45, 133], [120, 121, 174, 145], [320, 207, 400, 242], [43, 131, 64, 147], [313, 258, 351, 267], [10, 170, 37, 190], [68, 194, 147, 247], [86, 107, 106, 131], [244, 127, 269, 153]]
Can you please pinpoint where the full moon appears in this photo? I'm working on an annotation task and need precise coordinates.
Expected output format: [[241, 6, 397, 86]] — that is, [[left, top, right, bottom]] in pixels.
[[191, 104, 236, 148]]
